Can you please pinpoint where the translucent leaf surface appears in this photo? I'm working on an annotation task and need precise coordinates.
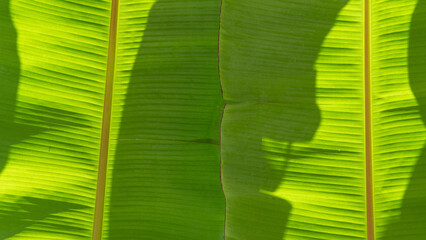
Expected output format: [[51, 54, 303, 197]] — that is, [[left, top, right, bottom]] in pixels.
[[0, 0, 110, 239], [1, 0, 426, 239]]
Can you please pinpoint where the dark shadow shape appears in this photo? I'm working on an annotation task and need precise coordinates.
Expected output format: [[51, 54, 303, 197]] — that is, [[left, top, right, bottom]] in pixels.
[[220, 0, 349, 239], [222, 104, 321, 240], [109, 1, 224, 240], [0, 197, 88, 239], [0, 0, 95, 174], [383, 0, 426, 239], [0, 0, 35, 172], [0, 4, 100, 238], [108, 0, 349, 239]]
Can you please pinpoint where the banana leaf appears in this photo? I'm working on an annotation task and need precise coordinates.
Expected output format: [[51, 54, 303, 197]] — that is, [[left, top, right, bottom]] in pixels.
[[1, 0, 426, 239]]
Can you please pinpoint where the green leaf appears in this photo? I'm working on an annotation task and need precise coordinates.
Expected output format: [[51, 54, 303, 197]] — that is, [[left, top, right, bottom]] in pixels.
[[2, 0, 426, 239], [0, 0, 110, 239], [372, 0, 426, 239], [103, 1, 225, 239], [220, 0, 366, 239]]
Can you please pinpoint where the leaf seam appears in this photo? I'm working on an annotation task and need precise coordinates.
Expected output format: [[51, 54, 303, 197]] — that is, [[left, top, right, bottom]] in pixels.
[[218, 0, 227, 238]]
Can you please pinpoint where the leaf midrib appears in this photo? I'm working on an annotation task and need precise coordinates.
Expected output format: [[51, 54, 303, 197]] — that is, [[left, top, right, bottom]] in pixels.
[[92, 0, 119, 239], [364, 0, 374, 239]]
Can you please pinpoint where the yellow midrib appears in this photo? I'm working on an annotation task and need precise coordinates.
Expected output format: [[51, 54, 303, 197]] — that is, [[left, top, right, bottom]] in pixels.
[[364, 0, 374, 239], [92, 0, 119, 239]]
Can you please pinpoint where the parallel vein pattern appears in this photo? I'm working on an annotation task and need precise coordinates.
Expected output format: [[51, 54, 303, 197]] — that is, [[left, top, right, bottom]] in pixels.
[[0, 0, 110, 239], [104, 0, 225, 239], [220, 0, 366, 239], [372, 0, 426, 239]]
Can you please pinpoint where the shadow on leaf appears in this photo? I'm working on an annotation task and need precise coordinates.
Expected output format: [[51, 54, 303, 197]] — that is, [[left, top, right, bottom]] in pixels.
[[220, 0, 349, 239], [0, 197, 87, 239], [383, 0, 426, 238]]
